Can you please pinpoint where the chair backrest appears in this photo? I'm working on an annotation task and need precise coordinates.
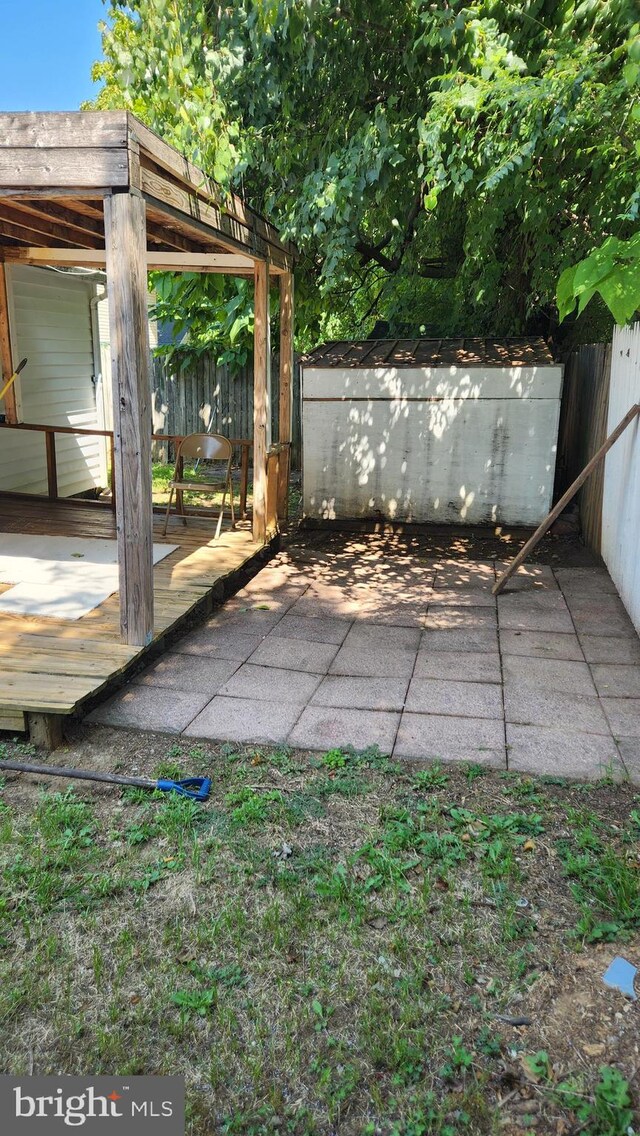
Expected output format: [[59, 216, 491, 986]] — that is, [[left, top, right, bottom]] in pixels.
[[177, 433, 233, 463]]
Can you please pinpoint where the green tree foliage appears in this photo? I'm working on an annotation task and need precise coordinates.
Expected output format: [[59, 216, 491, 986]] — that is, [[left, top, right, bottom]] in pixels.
[[93, 1, 640, 353]]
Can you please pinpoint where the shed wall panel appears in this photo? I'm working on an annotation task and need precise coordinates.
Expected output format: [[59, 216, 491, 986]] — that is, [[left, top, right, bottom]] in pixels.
[[0, 264, 106, 496], [303, 363, 562, 526]]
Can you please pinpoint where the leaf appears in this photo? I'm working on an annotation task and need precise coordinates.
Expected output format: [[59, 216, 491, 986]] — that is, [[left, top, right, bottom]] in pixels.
[[556, 266, 578, 321]]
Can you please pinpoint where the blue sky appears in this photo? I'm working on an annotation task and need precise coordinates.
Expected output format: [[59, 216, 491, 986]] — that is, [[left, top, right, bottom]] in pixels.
[[0, 0, 107, 111]]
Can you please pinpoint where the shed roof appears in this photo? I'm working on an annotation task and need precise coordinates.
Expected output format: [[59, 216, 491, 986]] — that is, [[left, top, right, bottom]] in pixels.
[[303, 337, 555, 368]]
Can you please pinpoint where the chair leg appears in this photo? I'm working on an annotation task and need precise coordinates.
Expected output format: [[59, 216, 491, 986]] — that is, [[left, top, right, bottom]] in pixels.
[[229, 473, 236, 530], [162, 487, 174, 537], [215, 482, 227, 541]]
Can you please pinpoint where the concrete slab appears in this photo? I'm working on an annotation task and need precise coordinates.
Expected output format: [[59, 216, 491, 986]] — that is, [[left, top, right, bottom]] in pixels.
[[405, 677, 503, 719], [425, 606, 497, 631], [219, 664, 322, 703], [329, 641, 417, 678], [570, 608, 638, 638], [500, 629, 583, 661], [288, 706, 400, 753], [132, 652, 239, 694], [173, 627, 266, 662], [394, 713, 505, 766], [504, 684, 612, 734], [86, 686, 209, 733], [506, 723, 624, 780], [184, 696, 302, 744], [420, 628, 500, 654], [287, 585, 362, 621], [351, 601, 427, 627], [247, 635, 339, 674], [429, 589, 496, 608], [591, 664, 640, 698], [616, 738, 640, 783], [555, 567, 618, 593], [343, 623, 421, 650], [601, 698, 640, 737], [311, 675, 410, 711], [273, 614, 351, 644], [209, 605, 286, 631], [414, 649, 501, 683], [434, 562, 495, 589], [498, 604, 575, 634], [502, 655, 596, 696], [579, 635, 640, 665]]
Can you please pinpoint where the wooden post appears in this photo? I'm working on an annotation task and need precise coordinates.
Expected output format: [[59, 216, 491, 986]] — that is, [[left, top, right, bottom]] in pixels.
[[45, 430, 58, 499], [493, 402, 640, 595], [26, 712, 64, 752], [0, 260, 17, 423], [253, 260, 270, 544], [104, 191, 154, 645], [278, 271, 294, 519]]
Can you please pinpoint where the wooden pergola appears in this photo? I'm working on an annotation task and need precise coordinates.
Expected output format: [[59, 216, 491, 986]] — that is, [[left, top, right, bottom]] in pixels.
[[0, 111, 295, 647]]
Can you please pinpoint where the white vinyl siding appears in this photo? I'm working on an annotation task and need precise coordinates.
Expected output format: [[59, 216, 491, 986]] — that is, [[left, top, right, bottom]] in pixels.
[[0, 264, 107, 497]]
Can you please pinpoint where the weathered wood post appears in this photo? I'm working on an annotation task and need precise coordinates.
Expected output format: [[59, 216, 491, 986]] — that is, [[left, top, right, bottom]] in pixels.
[[253, 259, 270, 544], [278, 271, 294, 519], [104, 190, 154, 645], [0, 260, 17, 423]]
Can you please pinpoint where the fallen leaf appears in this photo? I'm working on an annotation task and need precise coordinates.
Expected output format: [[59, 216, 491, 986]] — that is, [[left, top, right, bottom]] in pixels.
[[582, 1043, 605, 1057], [523, 839, 536, 852]]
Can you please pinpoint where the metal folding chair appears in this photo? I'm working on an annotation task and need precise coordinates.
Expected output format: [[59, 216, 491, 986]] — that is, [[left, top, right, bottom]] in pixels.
[[162, 433, 235, 540]]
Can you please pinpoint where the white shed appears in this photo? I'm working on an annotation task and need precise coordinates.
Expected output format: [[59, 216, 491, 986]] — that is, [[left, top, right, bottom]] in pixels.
[[302, 338, 563, 527], [0, 263, 108, 496]]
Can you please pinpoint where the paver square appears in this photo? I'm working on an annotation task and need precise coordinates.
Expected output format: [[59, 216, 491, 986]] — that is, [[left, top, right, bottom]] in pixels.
[[287, 586, 361, 620], [209, 606, 286, 631], [506, 723, 624, 780], [184, 696, 302, 744], [429, 588, 496, 608], [343, 623, 421, 649], [394, 713, 505, 765], [570, 609, 637, 638], [405, 678, 503, 719], [174, 626, 265, 662], [219, 663, 322, 702], [555, 567, 618, 593], [591, 664, 640, 698], [247, 635, 339, 673], [86, 687, 209, 733], [601, 698, 640, 737], [133, 652, 239, 694], [579, 635, 640, 665], [425, 606, 497, 631], [504, 684, 611, 734], [616, 738, 640, 782], [329, 641, 417, 678], [311, 675, 410, 711], [434, 562, 495, 589], [288, 706, 400, 752], [351, 601, 427, 627], [421, 628, 499, 654], [499, 630, 583, 661], [498, 604, 575, 634], [502, 655, 596, 696], [274, 614, 351, 644], [414, 649, 501, 683]]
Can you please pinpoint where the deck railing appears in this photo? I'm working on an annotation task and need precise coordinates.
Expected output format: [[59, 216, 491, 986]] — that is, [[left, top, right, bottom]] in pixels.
[[0, 421, 256, 520]]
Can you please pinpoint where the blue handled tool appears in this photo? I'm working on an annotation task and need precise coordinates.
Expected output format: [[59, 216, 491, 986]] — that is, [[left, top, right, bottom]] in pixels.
[[0, 759, 212, 801]]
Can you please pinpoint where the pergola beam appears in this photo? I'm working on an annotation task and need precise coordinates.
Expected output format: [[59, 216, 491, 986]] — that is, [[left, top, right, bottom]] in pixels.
[[0, 260, 17, 423], [1, 247, 257, 273]]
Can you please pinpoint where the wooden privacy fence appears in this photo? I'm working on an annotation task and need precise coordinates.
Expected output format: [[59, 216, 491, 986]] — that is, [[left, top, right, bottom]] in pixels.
[[149, 354, 302, 469], [555, 342, 612, 553]]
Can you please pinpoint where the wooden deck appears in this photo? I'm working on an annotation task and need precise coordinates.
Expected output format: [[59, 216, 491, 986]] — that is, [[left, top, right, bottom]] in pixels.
[[0, 495, 265, 733]]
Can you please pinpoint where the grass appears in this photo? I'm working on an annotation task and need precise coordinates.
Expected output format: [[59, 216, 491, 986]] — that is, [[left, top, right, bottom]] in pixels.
[[0, 738, 638, 1134]]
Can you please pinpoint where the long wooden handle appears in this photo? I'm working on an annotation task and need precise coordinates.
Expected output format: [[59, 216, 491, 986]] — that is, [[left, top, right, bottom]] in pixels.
[[0, 758, 155, 789], [493, 402, 640, 596]]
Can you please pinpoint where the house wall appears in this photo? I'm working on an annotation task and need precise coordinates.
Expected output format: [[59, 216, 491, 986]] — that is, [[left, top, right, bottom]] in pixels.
[[0, 264, 107, 496], [302, 363, 563, 525], [601, 323, 640, 632]]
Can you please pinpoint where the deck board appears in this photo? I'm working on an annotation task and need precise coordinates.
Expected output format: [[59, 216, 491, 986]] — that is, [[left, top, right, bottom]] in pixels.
[[0, 495, 264, 724]]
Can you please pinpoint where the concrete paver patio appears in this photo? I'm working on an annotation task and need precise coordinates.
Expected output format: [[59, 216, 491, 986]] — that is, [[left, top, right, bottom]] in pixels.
[[88, 535, 640, 782]]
